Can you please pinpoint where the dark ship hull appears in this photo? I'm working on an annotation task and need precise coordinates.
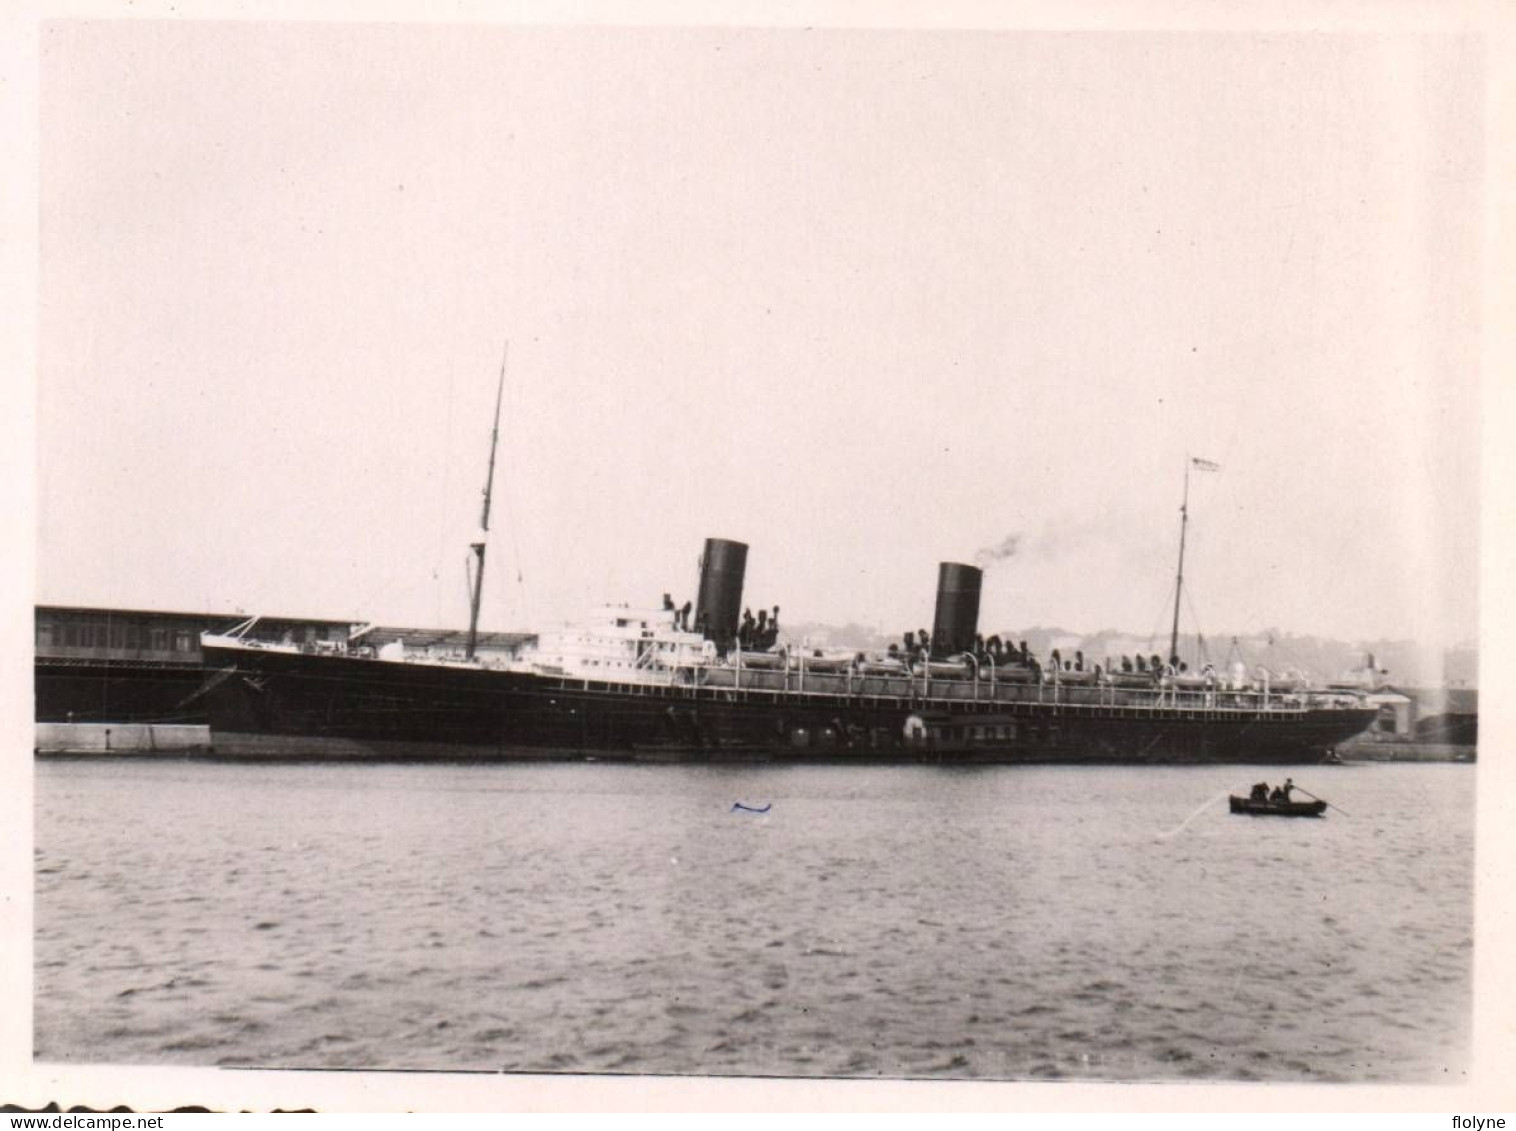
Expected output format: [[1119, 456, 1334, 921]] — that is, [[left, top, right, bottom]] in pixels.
[[199, 536, 1378, 764], [199, 641, 1377, 765]]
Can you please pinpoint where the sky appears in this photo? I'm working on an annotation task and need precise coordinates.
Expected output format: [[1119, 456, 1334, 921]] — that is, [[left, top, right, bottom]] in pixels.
[[33, 18, 1486, 652]]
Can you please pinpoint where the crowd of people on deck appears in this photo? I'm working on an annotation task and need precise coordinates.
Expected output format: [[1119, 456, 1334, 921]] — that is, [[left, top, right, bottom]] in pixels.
[[661, 594, 696, 631], [659, 594, 781, 650], [657, 594, 1211, 685], [882, 631, 1204, 683], [738, 606, 781, 650]]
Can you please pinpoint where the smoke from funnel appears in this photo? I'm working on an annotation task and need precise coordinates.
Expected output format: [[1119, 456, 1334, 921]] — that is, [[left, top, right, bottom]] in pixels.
[[974, 533, 1021, 568]]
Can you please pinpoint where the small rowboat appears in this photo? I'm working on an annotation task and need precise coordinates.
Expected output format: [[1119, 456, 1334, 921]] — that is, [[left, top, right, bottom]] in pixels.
[[1228, 795, 1328, 818]]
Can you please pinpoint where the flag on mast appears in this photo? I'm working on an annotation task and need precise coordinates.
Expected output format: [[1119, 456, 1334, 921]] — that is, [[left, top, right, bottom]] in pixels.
[[1191, 457, 1221, 472]]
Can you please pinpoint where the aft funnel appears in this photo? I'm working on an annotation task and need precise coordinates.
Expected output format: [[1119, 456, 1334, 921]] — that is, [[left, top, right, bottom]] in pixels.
[[931, 562, 983, 659]]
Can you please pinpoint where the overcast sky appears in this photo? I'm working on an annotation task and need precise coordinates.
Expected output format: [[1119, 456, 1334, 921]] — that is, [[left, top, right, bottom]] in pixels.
[[35, 19, 1484, 651]]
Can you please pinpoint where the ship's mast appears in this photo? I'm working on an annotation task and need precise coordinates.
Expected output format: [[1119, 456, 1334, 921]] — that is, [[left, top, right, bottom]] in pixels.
[[1168, 457, 1191, 668], [1168, 456, 1220, 667], [466, 341, 509, 662]]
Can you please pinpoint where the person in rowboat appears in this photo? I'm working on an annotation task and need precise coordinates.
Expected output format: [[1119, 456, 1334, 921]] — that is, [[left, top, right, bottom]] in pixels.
[[1269, 778, 1295, 803]]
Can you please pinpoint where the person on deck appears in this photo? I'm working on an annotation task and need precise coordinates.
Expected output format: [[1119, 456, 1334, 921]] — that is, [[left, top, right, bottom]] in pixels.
[[1250, 782, 1269, 802]]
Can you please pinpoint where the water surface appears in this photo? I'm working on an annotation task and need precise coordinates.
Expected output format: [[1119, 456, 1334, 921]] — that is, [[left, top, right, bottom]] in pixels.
[[34, 760, 1473, 1081]]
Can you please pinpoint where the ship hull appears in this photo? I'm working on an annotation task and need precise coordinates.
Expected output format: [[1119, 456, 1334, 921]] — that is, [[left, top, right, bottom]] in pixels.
[[200, 644, 1377, 765]]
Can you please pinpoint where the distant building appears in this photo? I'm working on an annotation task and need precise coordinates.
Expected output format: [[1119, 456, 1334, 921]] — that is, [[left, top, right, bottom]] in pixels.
[[34, 604, 534, 731], [1400, 686, 1479, 746], [1345, 684, 1478, 757], [1363, 691, 1415, 738], [34, 605, 356, 725]]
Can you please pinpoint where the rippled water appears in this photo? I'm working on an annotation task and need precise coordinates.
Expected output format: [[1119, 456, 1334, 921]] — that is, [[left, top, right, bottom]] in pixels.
[[34, 759, 1473, 1081]]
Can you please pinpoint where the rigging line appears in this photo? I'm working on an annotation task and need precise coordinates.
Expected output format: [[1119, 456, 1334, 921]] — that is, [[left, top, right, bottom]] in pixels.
[[345, 561, 407, 628], [1182, 584, 1207, 658], [433, 354, 458, 626], [500, 440, 525, 585], [1224, 635, 1250, 669], [495, 488, 528, 627], [1266, 633, 1315, 678], [1145, 569, 1178, 654], [493, 350, 528, 624], [1133, 729, 1175, 764]]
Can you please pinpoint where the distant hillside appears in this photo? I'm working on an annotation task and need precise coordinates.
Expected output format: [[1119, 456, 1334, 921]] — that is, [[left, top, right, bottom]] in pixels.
[[780, 621, 1476, 687]]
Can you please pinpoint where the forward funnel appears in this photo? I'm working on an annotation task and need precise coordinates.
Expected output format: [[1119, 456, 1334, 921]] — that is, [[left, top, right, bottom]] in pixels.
[[694, 538, 748, 655]]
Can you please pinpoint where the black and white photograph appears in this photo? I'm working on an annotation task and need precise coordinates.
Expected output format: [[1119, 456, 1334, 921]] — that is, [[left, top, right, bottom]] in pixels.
[[6, 0, 1513, 1113]]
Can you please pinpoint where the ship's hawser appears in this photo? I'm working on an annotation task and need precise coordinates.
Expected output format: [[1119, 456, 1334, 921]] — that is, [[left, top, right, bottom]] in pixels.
[[198, 537, 1376, 763]]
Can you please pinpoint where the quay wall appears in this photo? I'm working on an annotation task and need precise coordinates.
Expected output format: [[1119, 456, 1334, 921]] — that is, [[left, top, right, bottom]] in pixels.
[[36, 722, 211, 756]]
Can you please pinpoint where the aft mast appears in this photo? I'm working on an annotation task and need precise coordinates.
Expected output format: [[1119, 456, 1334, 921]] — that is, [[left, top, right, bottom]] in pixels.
[[466, 341, 509, 662], [1169, 456, 1219, 667]]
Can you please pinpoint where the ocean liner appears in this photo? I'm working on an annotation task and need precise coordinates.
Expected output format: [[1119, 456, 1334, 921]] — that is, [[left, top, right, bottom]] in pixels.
[[198, 358, 1376, 763], [199, 537, 1376, 763]]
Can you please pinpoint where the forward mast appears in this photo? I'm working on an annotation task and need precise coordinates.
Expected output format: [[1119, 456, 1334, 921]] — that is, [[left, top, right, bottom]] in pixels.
[[466, 342, 509, 661]]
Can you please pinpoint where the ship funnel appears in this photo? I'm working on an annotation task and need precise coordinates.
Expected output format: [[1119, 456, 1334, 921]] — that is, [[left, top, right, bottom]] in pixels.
[[931, 562, 983, 659], [694, 538, 748, 654]]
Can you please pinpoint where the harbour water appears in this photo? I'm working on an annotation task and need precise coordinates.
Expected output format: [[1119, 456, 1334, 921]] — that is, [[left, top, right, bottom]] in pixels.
[[34, 759, 1473, 1081]]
